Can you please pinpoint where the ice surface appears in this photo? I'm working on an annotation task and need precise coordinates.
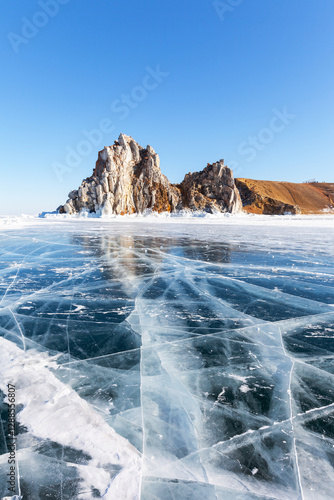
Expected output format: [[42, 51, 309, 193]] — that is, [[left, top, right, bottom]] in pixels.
[[0, 215, 334, 499]]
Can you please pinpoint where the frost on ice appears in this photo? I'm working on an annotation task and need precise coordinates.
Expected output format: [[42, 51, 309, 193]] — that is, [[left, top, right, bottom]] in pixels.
[[0, 217, 334, 499]]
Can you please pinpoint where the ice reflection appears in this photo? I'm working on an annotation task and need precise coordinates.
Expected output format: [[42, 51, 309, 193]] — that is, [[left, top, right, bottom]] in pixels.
[[0, 222, 333, 499]]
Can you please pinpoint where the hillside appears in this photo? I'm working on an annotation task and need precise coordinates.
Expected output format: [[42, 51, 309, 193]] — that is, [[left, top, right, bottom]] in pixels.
[[235, 178, 334, 215]]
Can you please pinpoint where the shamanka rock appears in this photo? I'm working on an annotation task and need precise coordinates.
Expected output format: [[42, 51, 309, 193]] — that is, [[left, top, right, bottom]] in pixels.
[[58, 133, 242, 215]]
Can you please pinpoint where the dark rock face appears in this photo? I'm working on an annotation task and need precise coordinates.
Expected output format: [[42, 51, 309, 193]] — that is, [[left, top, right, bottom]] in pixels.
[[179, 161, 242, 214], [59, 134, 241, 215]]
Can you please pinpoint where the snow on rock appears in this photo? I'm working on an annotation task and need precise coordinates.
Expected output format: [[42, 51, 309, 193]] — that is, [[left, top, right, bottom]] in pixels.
[[58, 133, 242, 216]]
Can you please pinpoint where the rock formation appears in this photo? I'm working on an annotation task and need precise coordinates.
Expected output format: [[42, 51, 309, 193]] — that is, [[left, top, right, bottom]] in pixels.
[[59, 134, 182, 215], [179, 161, 242, 214], [59, 133, 242, 215]]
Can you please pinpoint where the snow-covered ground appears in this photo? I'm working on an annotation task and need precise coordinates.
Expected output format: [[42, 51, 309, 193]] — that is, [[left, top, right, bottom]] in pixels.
[[1, 211, 334, 228], [0, 215, 334, 499]]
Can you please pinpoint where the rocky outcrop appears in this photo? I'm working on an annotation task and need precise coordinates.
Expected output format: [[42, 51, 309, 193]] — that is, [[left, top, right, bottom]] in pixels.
[[59, 134, 242, 215], [179, 160, 242, 214], [60, 134, 182, 215]]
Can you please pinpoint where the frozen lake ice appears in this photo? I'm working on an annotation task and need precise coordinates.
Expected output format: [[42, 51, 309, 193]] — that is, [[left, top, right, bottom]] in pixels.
[[0, 215, 334, 499]]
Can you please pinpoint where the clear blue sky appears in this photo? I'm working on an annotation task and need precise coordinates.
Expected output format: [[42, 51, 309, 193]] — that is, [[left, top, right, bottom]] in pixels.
[[1, 0, 333, 214]]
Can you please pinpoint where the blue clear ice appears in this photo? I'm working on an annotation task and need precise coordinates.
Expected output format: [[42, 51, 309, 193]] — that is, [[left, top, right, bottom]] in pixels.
[[0, 219, 334, 499]]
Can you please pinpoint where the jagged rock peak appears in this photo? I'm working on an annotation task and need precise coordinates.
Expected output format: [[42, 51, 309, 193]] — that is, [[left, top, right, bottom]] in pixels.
[[58, 133, 242, 215], [59, 133, 181, 215], [179, 160, 242, 214]]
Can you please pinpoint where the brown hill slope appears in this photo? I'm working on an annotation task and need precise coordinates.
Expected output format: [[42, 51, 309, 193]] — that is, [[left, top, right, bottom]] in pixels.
[[235, 178, 334, 214]]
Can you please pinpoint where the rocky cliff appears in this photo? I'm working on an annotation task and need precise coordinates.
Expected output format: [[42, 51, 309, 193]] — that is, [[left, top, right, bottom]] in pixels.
[[59, 133, 242, 215], [179, 161, 242, 214]]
